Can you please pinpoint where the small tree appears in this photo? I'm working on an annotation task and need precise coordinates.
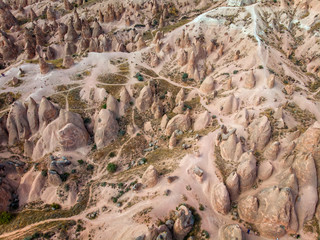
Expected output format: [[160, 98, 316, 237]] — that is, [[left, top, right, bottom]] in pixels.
[[86, 164, 94, 171], [107, 163, 118, 173], [51, 203, 61, 210], [78, 159, 84, 165], [182, 73, 188, 80]]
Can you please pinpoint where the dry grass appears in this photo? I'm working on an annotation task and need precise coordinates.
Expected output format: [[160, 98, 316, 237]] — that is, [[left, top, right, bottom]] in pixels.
[[137, 66, 159, 78], [0, 92, 21, 111], [96, 84, 123, 98], [48, 94, 66, 109], [0, 188, 89, 235], [67, 88, 87, 111], [119, 134, 148, 160], [48, 58, 64, 69], [55, 84, 80, 92], [284, 102, 316, 132], [0, 220, 75, 240], [118, 62, 130, 76], [97, 73, 128, 84]]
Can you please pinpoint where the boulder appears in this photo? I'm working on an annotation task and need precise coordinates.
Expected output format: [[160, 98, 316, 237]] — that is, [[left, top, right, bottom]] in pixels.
[[212, 182, 230, 215], [48, 170, 62, 186], [141, 165, 159, 188]]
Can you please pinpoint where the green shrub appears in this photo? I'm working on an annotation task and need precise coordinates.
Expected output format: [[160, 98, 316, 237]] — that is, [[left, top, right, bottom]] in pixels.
[[182, 72, 188, 80], [107, 163, 118, 173], [51, 203, 61, 210], [233, 70, 239, 74], [199, 204, 205, 211], [59, 172, 70, 182], [202, 230, 210, 238], [84, 117, 91, 124], [109, 152, 116, 158], [78, 159, 84, 165], [101, 103, 107, 109], [86, 164, 94, 171], [0, 212, 13, 225], [41, 169, 48, 177], [119, 130, 126, 136], [135, 72, 144, 81]]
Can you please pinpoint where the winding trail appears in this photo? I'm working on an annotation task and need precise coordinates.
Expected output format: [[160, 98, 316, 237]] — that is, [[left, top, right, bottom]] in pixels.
[[246, 4, 269, 78]]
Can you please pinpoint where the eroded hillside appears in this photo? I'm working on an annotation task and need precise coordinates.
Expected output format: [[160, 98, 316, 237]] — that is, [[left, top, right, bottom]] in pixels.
[[0, 0, 319, 239]]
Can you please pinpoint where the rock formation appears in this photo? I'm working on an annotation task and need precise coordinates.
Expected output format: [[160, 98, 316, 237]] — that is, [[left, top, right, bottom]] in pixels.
[[39, 58, 50, 74], [248, 116, 271, 151], [226, 172, 239, 201], [33, 110, 89, 159], [244, 70, 256, 89], [200, 77, 215, 94], [173, 205, 194, 240], [238, 186, 298, 238], [6, 101, 31, 145], [236, 152, 257, 191], [38, 97, 58, 129], [136, 86, 153, 112], [94, 109, 119, 149], [221, 94, 239, 115], [218, 224, 245, 240], [141, 165, 159, 188], [27, 97, 39, 135], [165, 111, 191, 136], [212, 182, 230, 215]]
